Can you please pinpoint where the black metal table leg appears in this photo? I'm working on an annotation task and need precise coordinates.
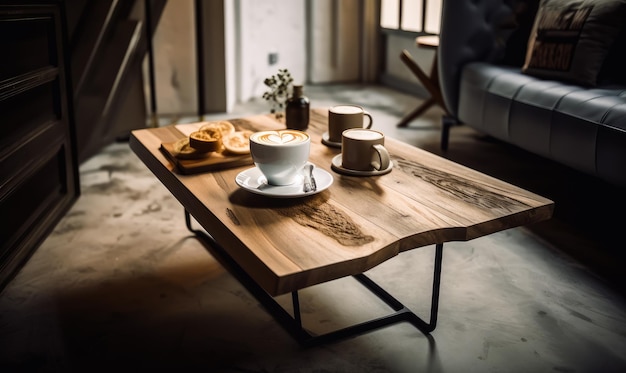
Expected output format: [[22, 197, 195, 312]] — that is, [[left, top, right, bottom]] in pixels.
[[185, 210, 444, 346]]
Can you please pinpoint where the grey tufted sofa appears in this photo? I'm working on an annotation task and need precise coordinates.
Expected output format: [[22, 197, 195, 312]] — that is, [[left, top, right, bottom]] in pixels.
[[438, 0, 626, 187]]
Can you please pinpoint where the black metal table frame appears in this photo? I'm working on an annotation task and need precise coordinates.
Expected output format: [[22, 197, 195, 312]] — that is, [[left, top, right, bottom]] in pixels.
[[185, 210, 443, 347]]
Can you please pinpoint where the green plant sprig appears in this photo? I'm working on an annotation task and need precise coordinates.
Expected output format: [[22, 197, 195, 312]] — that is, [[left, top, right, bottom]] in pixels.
[[262, 68, 293, 119]]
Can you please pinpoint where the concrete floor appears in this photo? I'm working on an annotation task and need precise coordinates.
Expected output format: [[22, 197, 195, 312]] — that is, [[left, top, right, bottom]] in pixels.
[[1, 84, 625, 372]]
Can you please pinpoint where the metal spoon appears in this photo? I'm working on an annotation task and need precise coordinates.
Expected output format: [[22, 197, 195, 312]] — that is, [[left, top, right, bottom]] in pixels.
[[308, 164, 317, 192], [303, 164, 316, 193]]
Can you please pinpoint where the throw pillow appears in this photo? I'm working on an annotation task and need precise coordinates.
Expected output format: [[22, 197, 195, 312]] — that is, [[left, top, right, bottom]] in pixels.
[[521, 0, 626, 86]]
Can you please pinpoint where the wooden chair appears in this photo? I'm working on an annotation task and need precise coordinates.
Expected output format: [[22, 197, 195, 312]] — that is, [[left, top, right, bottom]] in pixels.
[[397, 35, 450, 128]]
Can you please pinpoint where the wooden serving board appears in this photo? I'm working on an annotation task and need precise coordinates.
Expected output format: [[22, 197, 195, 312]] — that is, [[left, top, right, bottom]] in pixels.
[[159, 122, 253, 175]]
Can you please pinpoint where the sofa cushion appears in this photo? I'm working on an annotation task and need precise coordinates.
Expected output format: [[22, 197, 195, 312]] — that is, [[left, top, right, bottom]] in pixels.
[[459, 62, 626, 183], [522, 0, 626, 87]]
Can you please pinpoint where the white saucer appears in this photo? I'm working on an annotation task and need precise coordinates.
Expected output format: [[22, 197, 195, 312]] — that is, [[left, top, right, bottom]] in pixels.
[[235, 163, 333, 198], [331, 154, 393, 176], [321, 132, 342, 148]]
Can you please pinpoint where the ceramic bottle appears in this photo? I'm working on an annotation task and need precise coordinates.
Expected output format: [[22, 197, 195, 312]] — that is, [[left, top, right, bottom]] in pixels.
[[285, 84, 310, 130]]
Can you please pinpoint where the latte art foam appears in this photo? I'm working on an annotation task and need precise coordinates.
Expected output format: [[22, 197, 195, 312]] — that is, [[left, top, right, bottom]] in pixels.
[[251, 130, 309, 145]]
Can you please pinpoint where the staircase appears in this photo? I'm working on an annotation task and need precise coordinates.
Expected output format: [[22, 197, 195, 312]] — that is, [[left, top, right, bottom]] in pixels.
[[65, 0, 166, 163]]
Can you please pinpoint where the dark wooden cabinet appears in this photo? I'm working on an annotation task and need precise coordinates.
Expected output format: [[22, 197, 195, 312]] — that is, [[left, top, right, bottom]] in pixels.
[[0, 2, 79, 290], [0, 0, 167, 291]]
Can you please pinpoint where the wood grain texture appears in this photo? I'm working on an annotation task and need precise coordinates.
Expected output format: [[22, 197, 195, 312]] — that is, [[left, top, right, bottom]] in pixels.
[[130, 108, 554, 295]]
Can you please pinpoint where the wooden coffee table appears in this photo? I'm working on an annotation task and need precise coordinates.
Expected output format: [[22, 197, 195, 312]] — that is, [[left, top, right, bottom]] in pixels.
[[129, 108, 554, 346]]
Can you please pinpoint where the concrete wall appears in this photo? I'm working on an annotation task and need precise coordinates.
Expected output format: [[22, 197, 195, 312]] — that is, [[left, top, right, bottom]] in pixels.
[[147, 0, 426, 116], [149, 0, 307, 116], [149, 0, 197, 116], [237, 0, 307, 102]]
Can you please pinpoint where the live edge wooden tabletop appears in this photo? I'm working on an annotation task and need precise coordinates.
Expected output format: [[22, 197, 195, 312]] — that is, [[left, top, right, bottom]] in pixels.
[[129, 108, 554, 296]]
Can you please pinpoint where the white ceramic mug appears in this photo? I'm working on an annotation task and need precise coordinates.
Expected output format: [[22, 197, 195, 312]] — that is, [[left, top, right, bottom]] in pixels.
[[328, 105, 373, 143], [341, 128, 390, 171], [249, 129, 311, 185]]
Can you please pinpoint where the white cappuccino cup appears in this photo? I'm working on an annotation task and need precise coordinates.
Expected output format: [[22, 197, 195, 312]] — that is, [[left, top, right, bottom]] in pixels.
[[249, 129, 311, 185]]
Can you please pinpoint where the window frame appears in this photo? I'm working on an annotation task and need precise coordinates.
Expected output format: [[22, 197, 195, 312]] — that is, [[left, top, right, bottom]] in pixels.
[[379, 0, 440, 36]]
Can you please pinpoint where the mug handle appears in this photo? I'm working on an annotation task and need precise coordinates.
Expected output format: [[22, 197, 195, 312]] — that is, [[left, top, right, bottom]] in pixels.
[[371, 144, 390, 170], [363, 111, 373, 129]]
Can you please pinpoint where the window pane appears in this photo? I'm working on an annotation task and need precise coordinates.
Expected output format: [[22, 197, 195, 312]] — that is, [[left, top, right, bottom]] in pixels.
[[380, 0, 399, 29], [401, 0, 423, 32], [424, 0, 442, 34]]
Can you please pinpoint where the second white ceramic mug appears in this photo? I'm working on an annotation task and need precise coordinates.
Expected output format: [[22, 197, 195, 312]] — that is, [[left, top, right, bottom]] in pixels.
[[341, 128, 390, 171], [328, 105, 373, 143], [249, 129, 310, 185]]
